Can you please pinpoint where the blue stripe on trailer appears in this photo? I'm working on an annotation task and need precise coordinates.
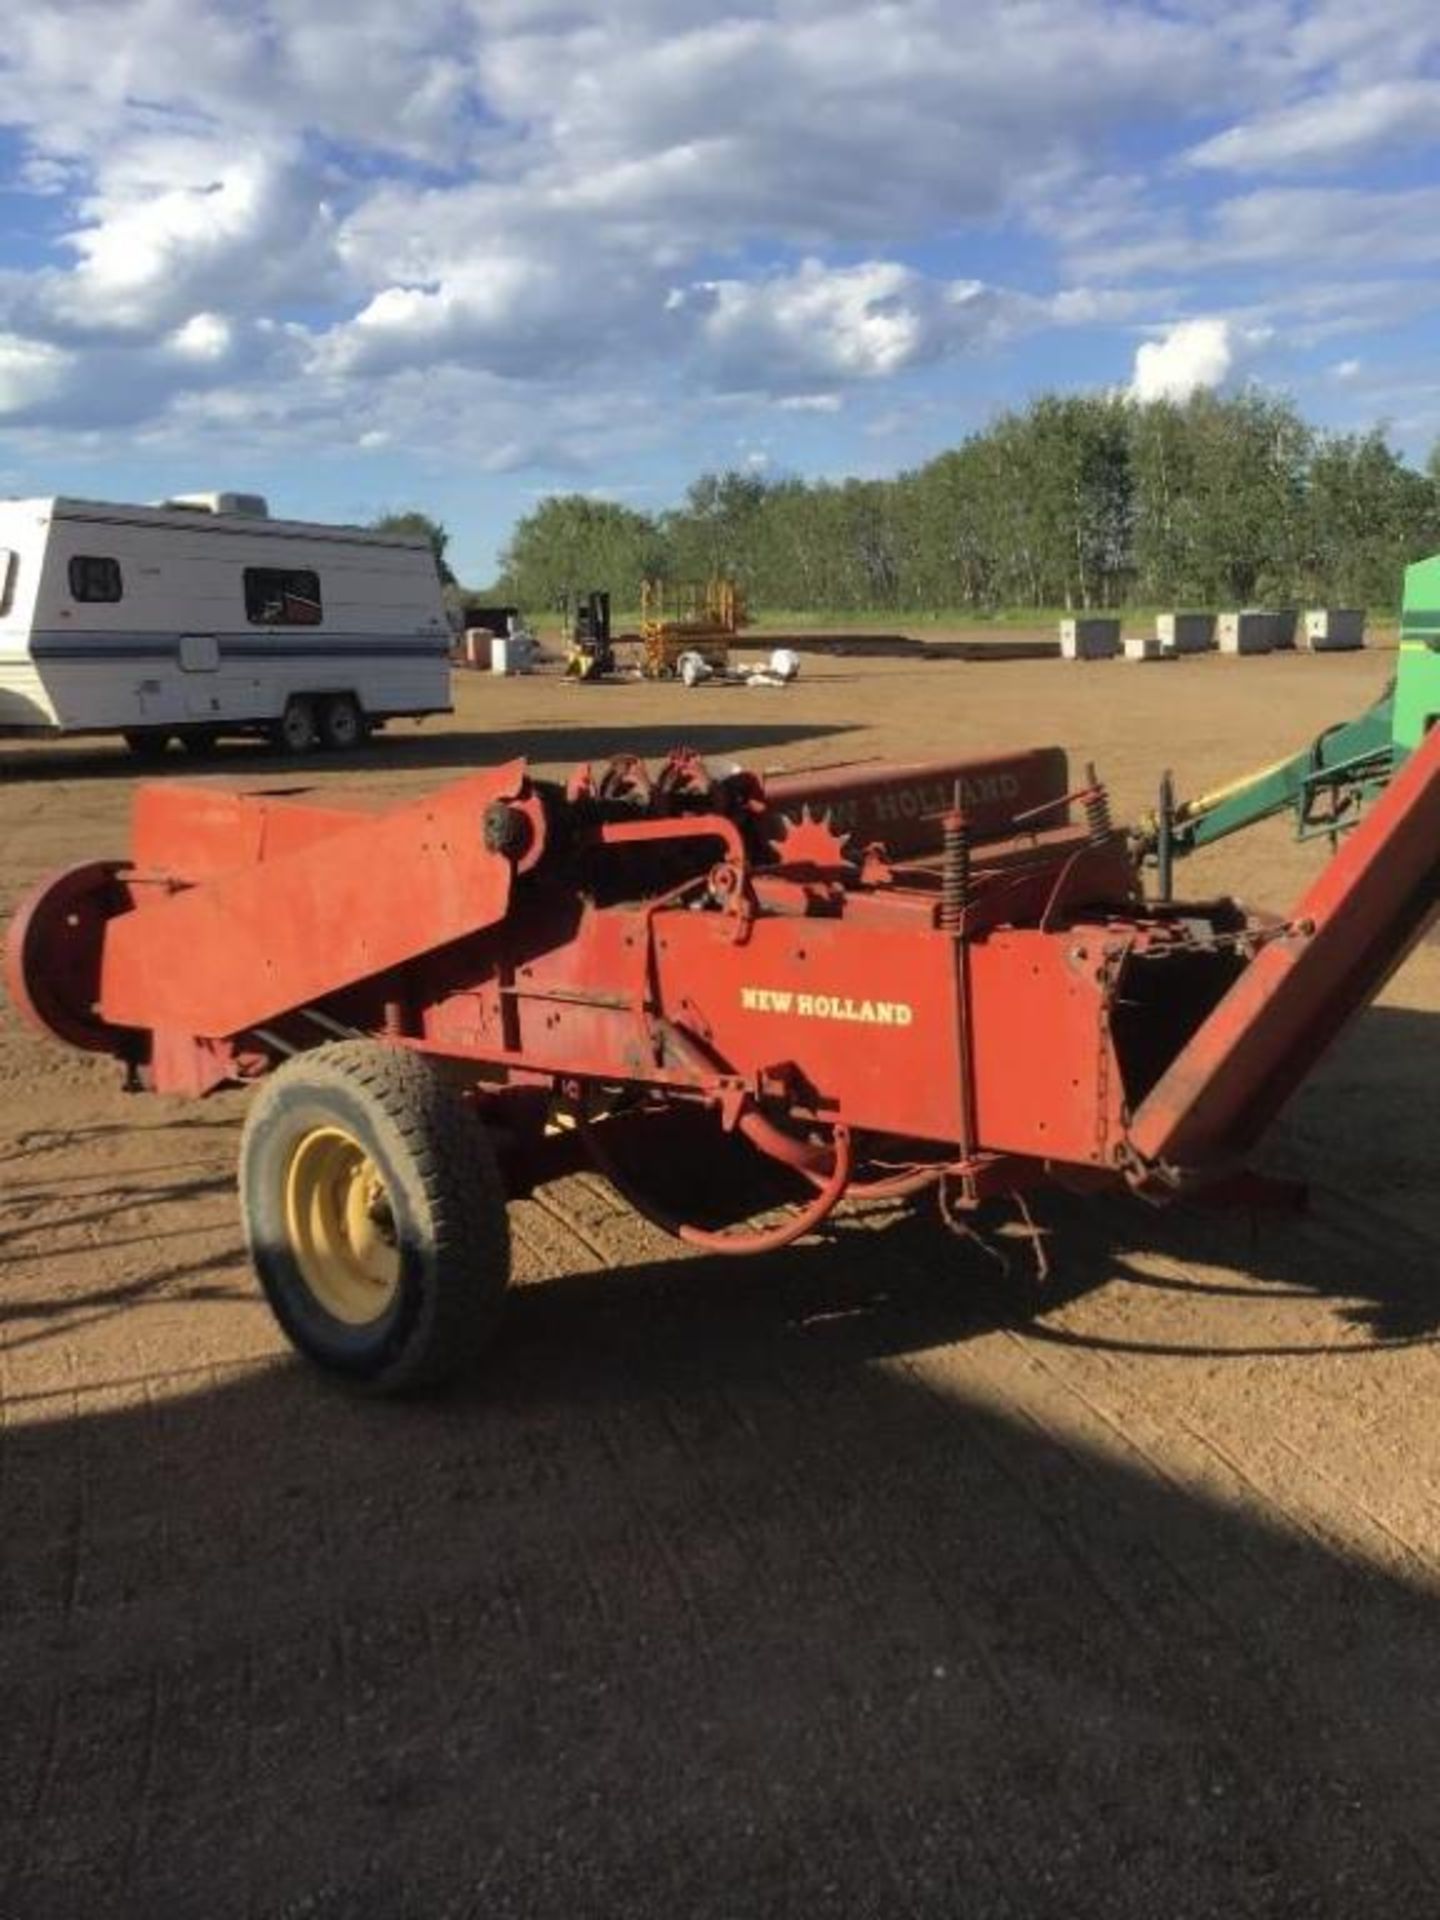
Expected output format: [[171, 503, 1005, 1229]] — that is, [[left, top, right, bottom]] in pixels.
[[24, 631, 451, 662]]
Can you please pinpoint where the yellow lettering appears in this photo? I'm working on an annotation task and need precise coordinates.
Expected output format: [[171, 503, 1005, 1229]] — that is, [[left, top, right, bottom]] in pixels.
[[740, 986, 916, 1027]]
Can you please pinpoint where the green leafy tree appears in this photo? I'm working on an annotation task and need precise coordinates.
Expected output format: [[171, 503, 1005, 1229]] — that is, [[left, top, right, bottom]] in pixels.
[[370, 510, 455, 586], [496, 496, 662, 611], [489, 392, 1437, 620], [1305, 428, 1440, 605]]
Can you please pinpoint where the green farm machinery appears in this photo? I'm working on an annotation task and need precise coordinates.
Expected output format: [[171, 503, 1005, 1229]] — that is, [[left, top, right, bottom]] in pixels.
[[1146, 554, 1440, 893]]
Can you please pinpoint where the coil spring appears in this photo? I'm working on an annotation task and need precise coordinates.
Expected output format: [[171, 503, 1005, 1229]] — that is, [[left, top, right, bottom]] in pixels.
[[1083, 762, 1113, 845], [940, 809, 971, 932]]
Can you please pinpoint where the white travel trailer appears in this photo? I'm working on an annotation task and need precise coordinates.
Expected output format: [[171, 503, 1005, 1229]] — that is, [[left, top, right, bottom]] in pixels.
[[0, 493, 453, 754]]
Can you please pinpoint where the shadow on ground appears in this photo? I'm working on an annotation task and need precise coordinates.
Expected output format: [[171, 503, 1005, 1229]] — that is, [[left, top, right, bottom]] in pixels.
[[0, 721, 865, 787], [3, 1164, 1440, 1917]]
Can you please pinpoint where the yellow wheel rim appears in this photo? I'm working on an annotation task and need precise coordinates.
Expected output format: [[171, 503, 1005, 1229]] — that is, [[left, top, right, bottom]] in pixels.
[[283, 1125, 402, 1325]]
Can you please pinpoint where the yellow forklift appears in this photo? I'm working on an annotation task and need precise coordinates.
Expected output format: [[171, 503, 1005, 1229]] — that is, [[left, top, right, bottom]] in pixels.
[[564, 591, 616, 681]]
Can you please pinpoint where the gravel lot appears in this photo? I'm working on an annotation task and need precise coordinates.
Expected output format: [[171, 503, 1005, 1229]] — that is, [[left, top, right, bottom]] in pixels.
[[2, 642, 1437, 1917]]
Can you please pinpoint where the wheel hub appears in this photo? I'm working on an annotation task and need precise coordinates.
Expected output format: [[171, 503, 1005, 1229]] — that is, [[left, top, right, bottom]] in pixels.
[[283, 1126, 401, 1324]]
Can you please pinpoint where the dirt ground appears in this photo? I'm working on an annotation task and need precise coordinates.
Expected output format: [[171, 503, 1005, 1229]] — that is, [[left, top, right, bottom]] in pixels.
[[1, 642, 1437, 1918]]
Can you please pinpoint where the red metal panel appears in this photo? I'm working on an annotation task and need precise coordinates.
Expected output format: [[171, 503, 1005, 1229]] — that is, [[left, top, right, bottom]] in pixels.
[[100, 762, 531, 1038], [652, 910, 966, 1142], [967, 928, 1123, 1167], [1129, 723, 1440, 1170], [423, 899, 966, 1140], [131, 781, 393, 880]]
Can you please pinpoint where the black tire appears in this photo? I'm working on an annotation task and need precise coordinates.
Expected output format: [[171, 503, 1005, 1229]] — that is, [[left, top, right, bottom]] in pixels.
[[271, 696, 318, 754], [239, 1041, 511, 1392], [317, 693, 367, 751], [123, 729, 174, 759], [178, 726, 221, 756]]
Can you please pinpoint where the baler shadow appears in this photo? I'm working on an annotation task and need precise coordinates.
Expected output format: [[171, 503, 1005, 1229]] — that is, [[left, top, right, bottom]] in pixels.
[[0, 1172, 234, 1256], [509, 1172, 1440, 1377], [334, 719, 865, 779], [0, 721, 861, 786], [0, 1250, 246, 1351], [0, 1114, 245, 1183], [4, 1200, 1440, 1917], [993, 995, 1440, 1351], [1021, 1189, 1440, 1353]]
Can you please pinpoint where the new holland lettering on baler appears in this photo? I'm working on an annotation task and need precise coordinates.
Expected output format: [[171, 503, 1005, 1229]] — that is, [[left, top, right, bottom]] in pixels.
[[5, 701, 1438, 1393]]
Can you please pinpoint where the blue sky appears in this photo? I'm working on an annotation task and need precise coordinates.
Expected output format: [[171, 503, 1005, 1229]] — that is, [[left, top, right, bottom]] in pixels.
[[2, 0, 1439, 585]]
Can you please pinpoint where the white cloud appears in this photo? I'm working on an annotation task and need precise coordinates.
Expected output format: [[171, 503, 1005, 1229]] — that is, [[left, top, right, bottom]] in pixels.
[[1131, 318, 1236, 402], [169, 313, 233, 361], [1188, 80, 1440, 173], [1046, 285, 1179, 326], [54, 143, 341, 335], [1065, 184, 1440, 280], [679, 260, 1027, 394], [0, 0, 1434, 459], [313, 242, 666, 384], [691, 262, 929, 383], [2, 0, 480, 166], [0, 334, 73, 417], [1286, 0, 1440, 84]]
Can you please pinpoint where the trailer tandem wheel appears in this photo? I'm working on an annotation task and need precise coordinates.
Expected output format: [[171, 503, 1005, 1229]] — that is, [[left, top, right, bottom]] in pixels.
[[271, 696, 319, 754], [318, 693, 367, 751], [123, 729, 174, 759], [239, 1041, 511, 1392]]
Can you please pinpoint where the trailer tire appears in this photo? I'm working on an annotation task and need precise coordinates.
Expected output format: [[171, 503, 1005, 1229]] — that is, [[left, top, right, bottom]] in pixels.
[[272, 696, 319, 755], [123, 729, 174, 759], [318, 693, 367, 751], [239, 1041, 511, 1392]]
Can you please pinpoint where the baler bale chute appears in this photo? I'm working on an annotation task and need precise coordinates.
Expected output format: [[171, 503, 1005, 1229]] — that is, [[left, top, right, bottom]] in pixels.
[[6, 719, 1439, 1393]]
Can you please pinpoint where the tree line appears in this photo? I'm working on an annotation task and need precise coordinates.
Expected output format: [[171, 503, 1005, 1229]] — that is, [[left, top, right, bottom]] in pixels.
[[482, 391, 1440, 617]]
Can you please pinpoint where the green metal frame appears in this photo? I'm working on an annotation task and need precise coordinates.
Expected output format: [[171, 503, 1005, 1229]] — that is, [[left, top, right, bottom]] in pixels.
[[1395, 553, 1440, 754], [1146, 552, 1440, 897]]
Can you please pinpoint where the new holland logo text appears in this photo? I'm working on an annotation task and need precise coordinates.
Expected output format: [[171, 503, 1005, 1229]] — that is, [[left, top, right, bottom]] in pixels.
[[740, 986, 914, 1026], [818, 771, 1022, 834]]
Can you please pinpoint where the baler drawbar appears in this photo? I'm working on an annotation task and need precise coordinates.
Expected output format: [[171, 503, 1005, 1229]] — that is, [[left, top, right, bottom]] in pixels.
[[7, 730, 1439, 1391]]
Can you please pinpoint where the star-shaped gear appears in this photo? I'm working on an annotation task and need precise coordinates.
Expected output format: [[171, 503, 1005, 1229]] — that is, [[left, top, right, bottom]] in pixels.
[[771, 805, 855, 871]]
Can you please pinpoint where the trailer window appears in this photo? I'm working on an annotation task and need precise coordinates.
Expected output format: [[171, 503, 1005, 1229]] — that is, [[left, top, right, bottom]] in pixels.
[[244, 568, 323, 626], [69, 555, 123, 603]]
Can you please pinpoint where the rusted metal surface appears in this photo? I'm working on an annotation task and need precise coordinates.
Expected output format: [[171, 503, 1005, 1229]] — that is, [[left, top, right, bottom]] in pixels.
[[765, 746, 1071, 855]]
